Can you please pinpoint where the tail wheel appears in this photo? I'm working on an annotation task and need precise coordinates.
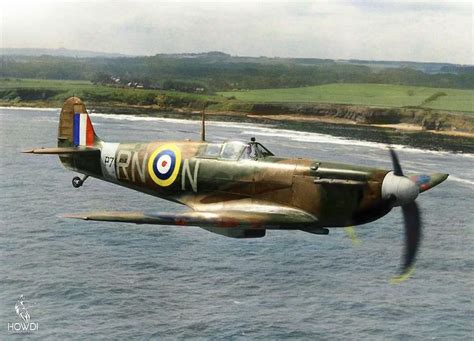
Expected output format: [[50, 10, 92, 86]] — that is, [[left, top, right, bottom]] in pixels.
[[72, 175, 88, 188], [72, 176, 83, 188]]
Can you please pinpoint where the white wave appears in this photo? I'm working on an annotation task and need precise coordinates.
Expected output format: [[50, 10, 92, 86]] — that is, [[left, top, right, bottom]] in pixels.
[[90, 113, 268, 129], [241, 127, 474, 158], [49, 111, 474, 159], [448, 176, 474, 188], [0, 106, 58, 112], [208, 121, 269, 129], [4, 107, 473, 160], [91, 113, 199, 125]]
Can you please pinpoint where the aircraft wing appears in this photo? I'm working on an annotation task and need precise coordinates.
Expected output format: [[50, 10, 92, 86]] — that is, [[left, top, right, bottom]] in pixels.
[[64, 205, 320, 238]]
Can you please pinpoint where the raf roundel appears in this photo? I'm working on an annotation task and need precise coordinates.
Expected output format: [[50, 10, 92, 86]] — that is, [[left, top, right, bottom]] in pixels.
[[148, 144, 182, 187]]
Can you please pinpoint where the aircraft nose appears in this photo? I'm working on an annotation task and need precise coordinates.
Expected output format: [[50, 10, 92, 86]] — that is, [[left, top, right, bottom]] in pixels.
[[381, 171, 419, 207]]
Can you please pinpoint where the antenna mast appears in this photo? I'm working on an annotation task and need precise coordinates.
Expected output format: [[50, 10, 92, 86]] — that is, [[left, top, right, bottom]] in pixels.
[[200, 107, 206, 142]]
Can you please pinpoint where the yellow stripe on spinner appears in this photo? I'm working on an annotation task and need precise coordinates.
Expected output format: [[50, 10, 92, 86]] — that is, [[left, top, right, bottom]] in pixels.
[[148, 144, 182, 187]]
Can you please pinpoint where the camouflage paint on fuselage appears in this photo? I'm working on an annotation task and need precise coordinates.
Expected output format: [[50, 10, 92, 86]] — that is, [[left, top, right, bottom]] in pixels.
[[59, 135, 390, 227], [49, 97, 447, 230]]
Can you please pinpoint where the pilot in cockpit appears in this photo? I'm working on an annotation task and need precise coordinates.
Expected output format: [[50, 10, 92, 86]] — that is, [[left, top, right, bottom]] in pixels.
[[243, 137, 274, 160]]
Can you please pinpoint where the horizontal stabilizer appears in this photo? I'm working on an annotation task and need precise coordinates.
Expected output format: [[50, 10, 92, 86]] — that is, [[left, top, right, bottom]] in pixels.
[[22, 147, 100, 155]]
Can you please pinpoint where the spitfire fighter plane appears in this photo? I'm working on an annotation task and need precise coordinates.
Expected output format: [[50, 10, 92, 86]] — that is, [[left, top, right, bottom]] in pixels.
[[26, 97, 448, 278]]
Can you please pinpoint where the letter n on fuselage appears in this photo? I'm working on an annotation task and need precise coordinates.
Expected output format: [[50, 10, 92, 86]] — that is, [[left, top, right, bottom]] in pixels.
[[182, 159, 200, 192], [131, 149, 147, 183]]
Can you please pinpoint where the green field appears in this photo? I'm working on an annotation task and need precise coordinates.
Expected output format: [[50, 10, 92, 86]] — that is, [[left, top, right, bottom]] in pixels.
[[219, 84, 474, 113], [1, 79, 473, 113], [0, 78, 218, 107]]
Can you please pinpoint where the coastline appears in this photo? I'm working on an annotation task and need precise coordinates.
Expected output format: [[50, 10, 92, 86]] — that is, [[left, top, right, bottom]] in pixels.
[[246, 113, 474, 138], [2, 101, 474, 153]]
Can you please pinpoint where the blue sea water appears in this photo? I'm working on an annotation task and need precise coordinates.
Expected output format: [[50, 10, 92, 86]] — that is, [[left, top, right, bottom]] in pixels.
[[0, 108, 473, 340]]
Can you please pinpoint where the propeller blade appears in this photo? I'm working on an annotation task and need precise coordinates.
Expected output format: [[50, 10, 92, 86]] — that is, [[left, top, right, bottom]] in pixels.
[[389, 148, 404, 176], [391, 202, 421, 283], [386, 147, 425, 283], [397, 201, 422, 282], [344, 226, 361, 246]]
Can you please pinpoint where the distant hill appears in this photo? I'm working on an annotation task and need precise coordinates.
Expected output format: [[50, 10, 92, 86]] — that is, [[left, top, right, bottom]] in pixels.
[[1, 48, 129, 58], [340, 59, 471, 74], [1, 49, 472, 91], [152, 51, 468, 74]]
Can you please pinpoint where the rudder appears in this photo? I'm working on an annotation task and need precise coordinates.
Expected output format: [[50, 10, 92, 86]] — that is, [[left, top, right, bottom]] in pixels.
[[58, 97, 101, 148]]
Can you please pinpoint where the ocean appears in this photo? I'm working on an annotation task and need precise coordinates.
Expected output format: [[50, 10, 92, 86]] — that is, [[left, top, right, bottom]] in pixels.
[[1, 108, 473, 339]]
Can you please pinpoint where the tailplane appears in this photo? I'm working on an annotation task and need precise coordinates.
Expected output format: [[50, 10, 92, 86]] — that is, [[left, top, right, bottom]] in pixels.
[[24, 97, 104, 184]]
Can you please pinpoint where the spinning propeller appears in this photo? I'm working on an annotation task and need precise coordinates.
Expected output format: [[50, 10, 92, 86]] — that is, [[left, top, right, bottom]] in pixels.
[[345, 147, 447, 282], [382, 148, 421, 282]]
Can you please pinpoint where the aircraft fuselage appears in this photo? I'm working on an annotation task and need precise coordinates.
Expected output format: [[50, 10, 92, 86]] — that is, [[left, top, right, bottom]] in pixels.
[[60, 140, 391, 228]]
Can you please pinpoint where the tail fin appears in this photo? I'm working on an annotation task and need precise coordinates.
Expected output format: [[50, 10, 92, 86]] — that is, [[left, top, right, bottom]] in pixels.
[[58, 97, 101, 148]]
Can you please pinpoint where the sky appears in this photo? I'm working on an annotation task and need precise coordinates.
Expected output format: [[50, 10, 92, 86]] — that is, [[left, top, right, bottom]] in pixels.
[[1, 0, 473, 64]]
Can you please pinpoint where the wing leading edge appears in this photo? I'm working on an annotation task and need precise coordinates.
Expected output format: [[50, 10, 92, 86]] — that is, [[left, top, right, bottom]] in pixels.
[[64, 206, 319, 238]]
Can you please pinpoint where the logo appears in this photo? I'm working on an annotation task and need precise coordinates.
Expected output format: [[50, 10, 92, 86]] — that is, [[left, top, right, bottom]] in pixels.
[[15, 295, 30, 322], [7, 295, 39, 333], [148, 144, 182, 187]]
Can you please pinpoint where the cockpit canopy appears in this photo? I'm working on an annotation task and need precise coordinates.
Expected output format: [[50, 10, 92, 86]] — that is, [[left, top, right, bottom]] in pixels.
[[199, 140, 274, 161], [240, 141, 274, 160]]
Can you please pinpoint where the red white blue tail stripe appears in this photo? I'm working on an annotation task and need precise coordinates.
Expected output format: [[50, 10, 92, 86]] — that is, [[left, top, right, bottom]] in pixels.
[[73, 113, 95, 146]]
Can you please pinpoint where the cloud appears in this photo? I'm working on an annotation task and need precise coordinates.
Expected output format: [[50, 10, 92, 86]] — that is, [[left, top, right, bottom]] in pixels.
[[1, 0, 472, 64]]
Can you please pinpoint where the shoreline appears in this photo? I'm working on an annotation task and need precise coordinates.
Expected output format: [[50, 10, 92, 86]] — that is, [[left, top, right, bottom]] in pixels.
[[246, 113, 474, 138], [3, 100, 473, 138], [2, 101, 474, 153]]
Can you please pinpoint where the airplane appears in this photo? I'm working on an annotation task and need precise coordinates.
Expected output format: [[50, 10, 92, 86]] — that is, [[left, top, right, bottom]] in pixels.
[[25, 97, 448, 280]]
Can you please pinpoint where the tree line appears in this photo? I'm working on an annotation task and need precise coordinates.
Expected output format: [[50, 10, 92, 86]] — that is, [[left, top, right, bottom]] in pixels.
[[1, 54, 473, 91]]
